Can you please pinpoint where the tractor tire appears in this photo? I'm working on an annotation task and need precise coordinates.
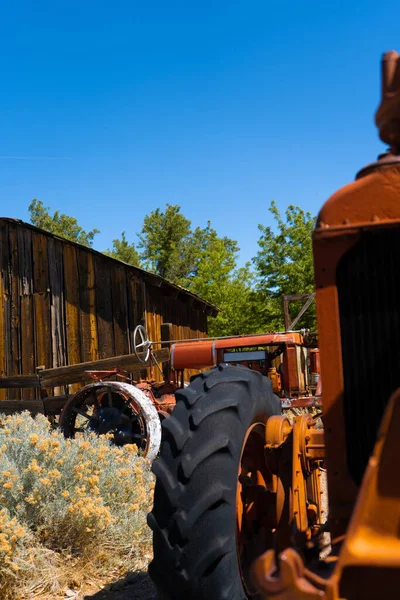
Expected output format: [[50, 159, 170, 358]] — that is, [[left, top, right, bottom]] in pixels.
[[148, 364, 281, 600]]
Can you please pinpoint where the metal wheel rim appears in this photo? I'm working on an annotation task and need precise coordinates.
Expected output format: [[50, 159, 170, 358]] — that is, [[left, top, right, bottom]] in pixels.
[[60, 381, 162, 460], [133, 325, 152, 363]]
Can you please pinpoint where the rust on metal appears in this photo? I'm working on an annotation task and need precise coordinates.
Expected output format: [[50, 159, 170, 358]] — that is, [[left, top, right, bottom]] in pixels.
[[253, 390, 400, 599]]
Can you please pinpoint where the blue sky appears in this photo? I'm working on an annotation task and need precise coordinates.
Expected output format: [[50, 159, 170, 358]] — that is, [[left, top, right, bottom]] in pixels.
[[0, 1, 398, 266]]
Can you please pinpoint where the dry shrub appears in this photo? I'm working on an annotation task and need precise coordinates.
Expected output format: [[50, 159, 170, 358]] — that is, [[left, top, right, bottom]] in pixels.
[[0, 412, 154, 599]]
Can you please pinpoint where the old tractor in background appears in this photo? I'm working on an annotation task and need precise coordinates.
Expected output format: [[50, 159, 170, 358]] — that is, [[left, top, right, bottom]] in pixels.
[[148, 50, 400, 599], [59, 324, 320, 461]]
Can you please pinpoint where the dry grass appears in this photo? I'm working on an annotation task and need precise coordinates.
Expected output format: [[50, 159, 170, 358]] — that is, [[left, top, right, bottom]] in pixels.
[[283, 406, 323, 428], [0, 412, 154, 599]]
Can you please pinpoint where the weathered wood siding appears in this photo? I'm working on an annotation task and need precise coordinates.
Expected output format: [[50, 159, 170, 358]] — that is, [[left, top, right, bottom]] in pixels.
[[0, 219, 212, 397]]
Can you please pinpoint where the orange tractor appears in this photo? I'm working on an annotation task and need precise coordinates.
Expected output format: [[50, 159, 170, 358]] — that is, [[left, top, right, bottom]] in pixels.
[[59, 327, 319, 462], [148, 51, 400, 599]]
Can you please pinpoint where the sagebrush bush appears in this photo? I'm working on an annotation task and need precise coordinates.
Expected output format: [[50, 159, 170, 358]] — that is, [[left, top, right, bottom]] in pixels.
[[0, 412, 154, 599]]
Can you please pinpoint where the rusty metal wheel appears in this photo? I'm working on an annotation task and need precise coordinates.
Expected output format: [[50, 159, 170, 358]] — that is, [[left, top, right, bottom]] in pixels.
[[148, 364, 281, 600], [59, 381, 162, 461]]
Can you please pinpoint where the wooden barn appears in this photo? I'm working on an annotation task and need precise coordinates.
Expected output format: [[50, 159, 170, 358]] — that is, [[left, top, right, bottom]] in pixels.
[[0, 218, 217, 400]]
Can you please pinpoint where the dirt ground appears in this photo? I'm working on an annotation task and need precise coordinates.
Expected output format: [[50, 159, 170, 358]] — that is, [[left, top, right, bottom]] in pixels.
[[82, 571, 157, 600]]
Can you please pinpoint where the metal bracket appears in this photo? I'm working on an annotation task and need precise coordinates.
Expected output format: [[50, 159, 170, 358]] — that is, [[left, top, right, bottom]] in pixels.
[[282, 294, 315, 330]]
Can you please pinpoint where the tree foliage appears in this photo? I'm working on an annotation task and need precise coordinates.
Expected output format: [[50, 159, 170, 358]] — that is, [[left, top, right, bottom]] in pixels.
[[137, 204, 238, 286], [28, 199, 99, 247], [104, 231, 140, 267], [137, 204, 255, 335], [253, 201, 316, 329], [137, 204, 194, 281], [186, 236, 255, 337]]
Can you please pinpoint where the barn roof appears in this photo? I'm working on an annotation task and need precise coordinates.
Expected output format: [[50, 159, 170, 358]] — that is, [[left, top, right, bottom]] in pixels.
[[0, 217, 219, 317]]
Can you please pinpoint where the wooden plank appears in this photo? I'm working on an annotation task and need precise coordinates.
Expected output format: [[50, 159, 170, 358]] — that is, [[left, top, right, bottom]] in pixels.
[[64, 245, 81, 393], [43, 395, 69, 415], [127, 274, 144, 353], [0, 223, 6, 388], [8, 227, 21, 400], [32, 232, 49, 293], [16, 227, 35, 399], [3, 296, 12, 398], [126, 274, 135, 353], [94, 255, 115, 360], [34, 293, 51, 372], [32, 231, 51, 397], [17, 226, 33, 295], [0, 262, 5, 399], [0, 396, 68, 416], [111, 264, 129, 356], [20, 296, 35, 399], [78, 252, 98, 362], [48, 239, 66, 368], [0, 221, 10, 295], [161, 322, 173, 381], [0, 375, 40, 388], [155, 308, 163, 381], [39, 347, 170, 387], [0, 399, 45, 415]]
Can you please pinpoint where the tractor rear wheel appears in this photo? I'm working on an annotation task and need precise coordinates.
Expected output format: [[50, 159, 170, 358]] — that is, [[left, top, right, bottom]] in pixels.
[[148, 364, 281, 600]]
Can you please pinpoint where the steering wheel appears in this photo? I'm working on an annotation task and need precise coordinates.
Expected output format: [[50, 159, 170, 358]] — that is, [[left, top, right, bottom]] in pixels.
[[133, 325, 152, 363]]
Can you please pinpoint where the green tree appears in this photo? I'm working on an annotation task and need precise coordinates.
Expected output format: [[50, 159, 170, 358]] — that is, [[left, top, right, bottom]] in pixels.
[[183, 233, 257, 336], [28, 199, 100, 247], [253, 201, 316, 330], [104, 231, 140, 266], [138, 204, 238, 285], [138, 204, 194, 281], [138, 203, 258, 336], [190, 262, 257, 337]]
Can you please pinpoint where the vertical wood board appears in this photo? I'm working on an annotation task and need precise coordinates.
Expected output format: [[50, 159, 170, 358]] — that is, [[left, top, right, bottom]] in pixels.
[[78, 251, 98, 362], [32, 233, 49, 293], [48, 238, 66, 370], [94, 255, 115, 360], [8, 228, 21, 398], [111, 265, 129, 356], [17, 226, 33, 295], [20, 295, 35, 400]]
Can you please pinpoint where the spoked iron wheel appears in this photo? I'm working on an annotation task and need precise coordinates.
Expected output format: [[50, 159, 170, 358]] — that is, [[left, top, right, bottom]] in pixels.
[[59, 381, 162, 460]]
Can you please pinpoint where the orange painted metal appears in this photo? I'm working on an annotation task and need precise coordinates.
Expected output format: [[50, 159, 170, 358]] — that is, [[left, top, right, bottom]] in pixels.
[[328, 387, 400, 598], [252, 50, 400, 599], [283, 346, 300, 396], [312, 70, 400, 536], [268, 367, 282, 394], [134, 379, 177, 417], [253, 388, 400, 599], [264, 415, 294, 551], [214, 332, 304, 349], [264, 415, 325, 546], [314, 168, 400, 538], [171, 340, 215, 370], [170, 332, 304, 371], [236, 420, 278, 596]]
